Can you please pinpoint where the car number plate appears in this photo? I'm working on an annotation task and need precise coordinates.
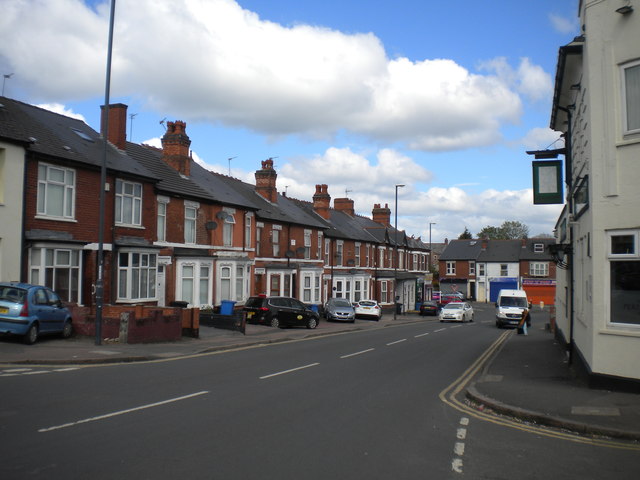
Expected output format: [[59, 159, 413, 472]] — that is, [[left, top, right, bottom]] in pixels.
[[0, 307, 8, 314], [247, 312, 254, 318]]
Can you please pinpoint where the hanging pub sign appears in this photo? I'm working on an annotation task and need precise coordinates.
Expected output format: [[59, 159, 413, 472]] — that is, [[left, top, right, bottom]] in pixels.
[[532, 160, 563, 204]]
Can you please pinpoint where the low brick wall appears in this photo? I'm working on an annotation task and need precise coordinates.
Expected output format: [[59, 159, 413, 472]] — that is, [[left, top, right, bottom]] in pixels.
[[69, 304, 185, 343]]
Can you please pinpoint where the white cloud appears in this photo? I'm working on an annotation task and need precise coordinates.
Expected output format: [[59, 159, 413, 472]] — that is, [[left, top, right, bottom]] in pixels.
[[36, 103, 87, 122], [0, 0, 533, 152], [549, 13, 579, 35], [479, 57, 552, 103], [522, 127, 564, 150]]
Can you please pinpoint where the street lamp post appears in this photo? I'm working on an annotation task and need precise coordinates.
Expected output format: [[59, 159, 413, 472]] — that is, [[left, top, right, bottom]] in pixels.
[[429, 222, 436, 270], [394, 184, 405, 321], [2, 73, 14, 96]]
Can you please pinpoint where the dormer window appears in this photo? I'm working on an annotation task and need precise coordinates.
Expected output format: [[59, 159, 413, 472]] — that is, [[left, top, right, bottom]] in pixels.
[[534, 243, 544, 253]]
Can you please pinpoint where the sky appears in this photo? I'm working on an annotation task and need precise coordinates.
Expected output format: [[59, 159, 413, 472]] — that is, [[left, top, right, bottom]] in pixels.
[[0, 0, 579, 243]]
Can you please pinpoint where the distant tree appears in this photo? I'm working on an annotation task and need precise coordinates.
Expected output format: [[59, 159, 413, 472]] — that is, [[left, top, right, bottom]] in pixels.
[[501, 221, 529, 239], [458, 227, 473, 239], [477, 221, 530, 240], [476, 226, 503, 240], [534, 233, 554, 238]]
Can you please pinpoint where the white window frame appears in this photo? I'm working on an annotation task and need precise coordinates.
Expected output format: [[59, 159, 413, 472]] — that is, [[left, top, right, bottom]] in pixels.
[[355, 243, 361, 267], [244, 213, 252, 249], [223, 210, 235, 247], [304, 230, 312, 260], [336, 241, 344, 266], [176, 258, 213, 307], [29, 245, 82, 303], [37, 163, 75, 219], [217, 261, 251, 304], [478, 263, 486, 277], [607, 230, 640, 327], [500, 264, 509, 276], [115, 179, 142, 226], [317, 232, 323, 260], [446, 261, 456, 275], [157, 196, 169, 242], [534, 243, 545, 253], [529, 262, 549, 277], [117, 250, 157, 302], [272, 226, 281, 257], [381, 281, 388, 303], [469, 261, 476, 276], [184, 201, 199, 245], [622, 59, 640, 135]]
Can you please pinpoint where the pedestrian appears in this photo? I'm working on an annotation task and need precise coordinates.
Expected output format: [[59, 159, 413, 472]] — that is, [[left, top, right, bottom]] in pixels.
[[517, 309, 529, 335]]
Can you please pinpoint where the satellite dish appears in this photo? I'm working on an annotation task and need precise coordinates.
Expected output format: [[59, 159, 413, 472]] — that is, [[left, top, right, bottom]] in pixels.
[[216, 211, 230, 220], [205, 221, 218, 230], [295, 247, 306, 255], [285, 250, 295, 258]]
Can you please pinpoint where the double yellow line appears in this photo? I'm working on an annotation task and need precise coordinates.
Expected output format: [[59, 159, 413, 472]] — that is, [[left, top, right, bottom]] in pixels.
[[439, 330, 640, 451]]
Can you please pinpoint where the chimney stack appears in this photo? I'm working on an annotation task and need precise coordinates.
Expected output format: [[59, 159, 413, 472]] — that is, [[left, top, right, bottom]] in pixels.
[[100, 103, 128, 150], [334, 197, 355, 216], [313, 184, 331, 219], [161, 121, 192, 177], [255, 158, 278, 203], [372, 203, 391, 226]]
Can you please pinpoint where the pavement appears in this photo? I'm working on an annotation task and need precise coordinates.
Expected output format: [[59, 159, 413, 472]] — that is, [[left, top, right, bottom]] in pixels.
[[1, 306, 639, 443]]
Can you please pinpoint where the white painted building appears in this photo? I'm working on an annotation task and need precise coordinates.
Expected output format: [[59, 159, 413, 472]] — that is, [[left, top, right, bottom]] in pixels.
[[550, 0, 640, 385], [0, 137, 25, 282]]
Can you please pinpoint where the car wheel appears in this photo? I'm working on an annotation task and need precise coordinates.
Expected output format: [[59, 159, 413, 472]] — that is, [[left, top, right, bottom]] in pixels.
[[62, 320, 73, 339], [270, 317, 280, 328], [470, 314, 474, 322], [307, 317, 318, 329], [25, 324, 38, 345]]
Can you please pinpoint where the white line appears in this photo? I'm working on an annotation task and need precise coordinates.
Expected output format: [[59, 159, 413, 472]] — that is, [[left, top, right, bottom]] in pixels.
[[457, 428, 467, 440], [414, 332, 430, 338], [38, 391, 209, 433], [454, 442, 465, 456], [434, 328, 446, 333], [54, 368, 80, 372], [259, 363, 320, 379], [23, 371, 48, 375], [450, 325, 463, 329], [452, 458, 464, 473], [460, 417, 469, 426], [3, 368, 32, 373], [341, 348, 375, 359], [386, 339, 407, 346]]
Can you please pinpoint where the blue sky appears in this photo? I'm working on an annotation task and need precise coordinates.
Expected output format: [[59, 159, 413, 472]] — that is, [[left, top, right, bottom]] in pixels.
[[0, 0, 579, 242]]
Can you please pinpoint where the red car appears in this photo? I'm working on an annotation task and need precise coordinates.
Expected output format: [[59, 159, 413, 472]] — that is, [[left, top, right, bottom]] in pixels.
[[438, 293, 463, 309]]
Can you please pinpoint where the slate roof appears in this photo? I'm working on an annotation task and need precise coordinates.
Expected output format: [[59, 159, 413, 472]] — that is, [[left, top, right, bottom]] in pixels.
[[0, 97, 155, 180], [439, 239, 483, 260], [518, 238, 555, 261], [441, 238, 556, 262], [477, 240, 523, 262]]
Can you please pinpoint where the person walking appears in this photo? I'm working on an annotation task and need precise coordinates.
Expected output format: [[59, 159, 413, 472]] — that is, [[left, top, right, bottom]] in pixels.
[[517, 308, 529, 335]]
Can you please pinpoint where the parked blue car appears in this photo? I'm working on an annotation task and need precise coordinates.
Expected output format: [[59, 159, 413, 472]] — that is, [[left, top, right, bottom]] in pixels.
[[0, 283, 73, 344]]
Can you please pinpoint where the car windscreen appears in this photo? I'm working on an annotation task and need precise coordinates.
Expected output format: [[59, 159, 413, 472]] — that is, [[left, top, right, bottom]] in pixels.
[[0, 287, 27, 303], [358, 301, 376, 306], [245, 297, 265, 307], [445, 303, 463, 310], [500, 297, 528, 308], [331, 299, 352, 307]]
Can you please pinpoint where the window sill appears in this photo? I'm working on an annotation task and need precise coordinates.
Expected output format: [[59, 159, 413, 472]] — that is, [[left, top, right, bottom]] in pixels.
[[115, 223, 145, 229], [599, 326, 640, 338], [35, 215, 77, 223]]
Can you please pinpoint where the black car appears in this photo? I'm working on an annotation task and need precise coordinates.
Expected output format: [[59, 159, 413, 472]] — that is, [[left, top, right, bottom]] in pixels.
[[419, 301, 439, 316], [243, 296, 319, 329]]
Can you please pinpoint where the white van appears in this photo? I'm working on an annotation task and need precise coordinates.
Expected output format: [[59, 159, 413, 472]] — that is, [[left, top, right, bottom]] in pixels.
[[495, 289, 531, 328]]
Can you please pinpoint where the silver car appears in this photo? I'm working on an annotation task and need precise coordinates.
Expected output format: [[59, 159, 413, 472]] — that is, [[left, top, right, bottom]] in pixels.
[[439, 301, 474, 323], [324, 298, 355, 323]]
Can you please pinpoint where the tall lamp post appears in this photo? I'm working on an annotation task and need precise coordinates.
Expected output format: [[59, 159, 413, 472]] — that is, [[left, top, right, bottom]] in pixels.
[[429, 222, 436, 270], [2, 73, 13, 96], [394, 184, 405, 321]]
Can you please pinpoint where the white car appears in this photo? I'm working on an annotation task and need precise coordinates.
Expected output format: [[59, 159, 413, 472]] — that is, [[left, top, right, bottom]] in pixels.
[[439, 302, 474, 323], [353, 300, 383, 320]]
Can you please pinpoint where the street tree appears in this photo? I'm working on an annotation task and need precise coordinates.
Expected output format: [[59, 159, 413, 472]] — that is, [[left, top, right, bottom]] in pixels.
[[458, 227, 473, 239], [477, 221, 530, 240]]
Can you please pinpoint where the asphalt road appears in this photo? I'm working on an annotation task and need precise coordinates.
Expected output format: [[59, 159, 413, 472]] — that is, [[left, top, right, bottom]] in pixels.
[[2, 305, 639, 479]]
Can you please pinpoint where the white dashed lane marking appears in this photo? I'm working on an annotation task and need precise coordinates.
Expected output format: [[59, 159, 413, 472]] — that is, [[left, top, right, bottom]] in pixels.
[[452, 417, 469, 474]]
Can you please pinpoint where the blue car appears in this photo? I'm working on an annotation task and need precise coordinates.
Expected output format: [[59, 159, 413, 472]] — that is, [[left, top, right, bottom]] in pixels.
[[0, 283, 73, 344]]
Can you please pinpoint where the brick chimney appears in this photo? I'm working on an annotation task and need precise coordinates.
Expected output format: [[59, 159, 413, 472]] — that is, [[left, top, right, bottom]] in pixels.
[[100, 103, 128, 150], [372, 203, 391, 226], [161, 121, 192, 177], [481, 237, 488, 250], [255, 158, 278, 203], [334, 197, 355, 216], [313, 184, 331, 219]]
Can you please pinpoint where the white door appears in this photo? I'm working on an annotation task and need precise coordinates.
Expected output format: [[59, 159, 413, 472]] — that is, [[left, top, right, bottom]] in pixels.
[[157, 264, 166, 307]]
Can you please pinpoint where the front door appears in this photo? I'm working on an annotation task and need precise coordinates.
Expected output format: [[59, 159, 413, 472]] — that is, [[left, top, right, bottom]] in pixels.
[[156, 265, 166, 307]]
